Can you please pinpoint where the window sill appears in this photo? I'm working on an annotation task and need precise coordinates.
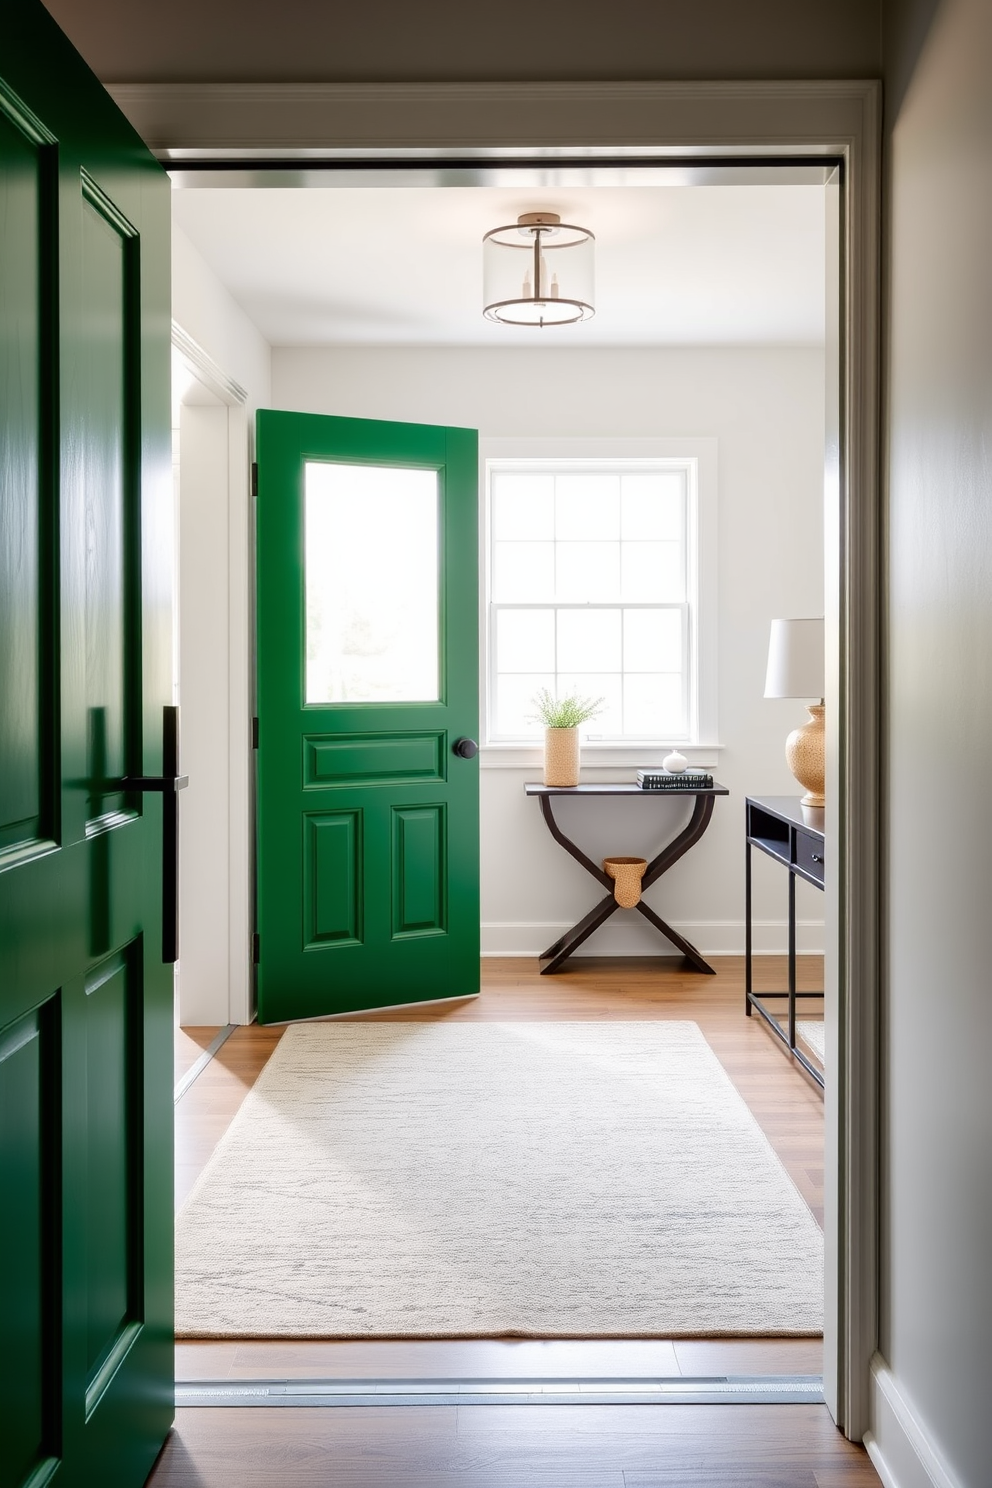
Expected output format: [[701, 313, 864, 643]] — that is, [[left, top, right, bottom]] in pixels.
[[480, 743, 723, 770]]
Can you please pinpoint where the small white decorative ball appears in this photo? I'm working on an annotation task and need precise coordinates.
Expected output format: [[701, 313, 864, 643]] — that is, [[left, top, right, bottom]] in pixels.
[[663, 749, 688, 773]]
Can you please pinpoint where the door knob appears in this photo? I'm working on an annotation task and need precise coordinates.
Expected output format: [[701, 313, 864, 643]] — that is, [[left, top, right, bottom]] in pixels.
[[452, 737, 478, 759]]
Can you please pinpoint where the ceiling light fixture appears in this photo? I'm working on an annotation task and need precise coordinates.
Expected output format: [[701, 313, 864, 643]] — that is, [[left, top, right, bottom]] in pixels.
[[482, 212, 595, 327]]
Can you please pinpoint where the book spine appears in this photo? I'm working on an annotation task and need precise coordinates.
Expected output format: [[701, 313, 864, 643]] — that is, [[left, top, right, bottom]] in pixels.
[[639, 781, 714, 790], [638, 774, 713, 784]]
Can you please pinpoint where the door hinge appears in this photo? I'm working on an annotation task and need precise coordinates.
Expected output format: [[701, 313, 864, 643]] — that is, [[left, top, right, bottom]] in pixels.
[[252, 933, 260, 964], [251, 715, 259, 749], [250, 461, 258, 500]]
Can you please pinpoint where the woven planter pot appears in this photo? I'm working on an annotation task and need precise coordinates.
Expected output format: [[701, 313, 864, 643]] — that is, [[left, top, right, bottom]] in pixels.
[[543, 726, 580, 787], [603, 856, 649, 909]]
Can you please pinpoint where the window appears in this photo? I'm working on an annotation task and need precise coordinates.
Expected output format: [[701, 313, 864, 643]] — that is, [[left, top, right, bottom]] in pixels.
[[484, 447, 716, 749]]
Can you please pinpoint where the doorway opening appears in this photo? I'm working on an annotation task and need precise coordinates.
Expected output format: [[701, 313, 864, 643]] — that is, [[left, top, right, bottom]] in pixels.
[[166, 144, 865, 1422]]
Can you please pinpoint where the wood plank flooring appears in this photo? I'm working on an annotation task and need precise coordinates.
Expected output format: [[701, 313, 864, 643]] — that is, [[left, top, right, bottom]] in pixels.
[[160, 956, 877, 1488], [148, 1400, 879, 1488]]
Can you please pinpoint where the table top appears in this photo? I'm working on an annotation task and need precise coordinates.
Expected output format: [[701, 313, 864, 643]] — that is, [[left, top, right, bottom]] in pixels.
[[525, 782, 730, 798], [745, 794, 824, 838]]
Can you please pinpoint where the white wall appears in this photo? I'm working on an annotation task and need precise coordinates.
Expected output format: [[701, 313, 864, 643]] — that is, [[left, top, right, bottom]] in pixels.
[[173, 225, 271, 1024], [173, 222, 271, 414], [869, 2, 992, 1486], [273, 344, 825, 957]]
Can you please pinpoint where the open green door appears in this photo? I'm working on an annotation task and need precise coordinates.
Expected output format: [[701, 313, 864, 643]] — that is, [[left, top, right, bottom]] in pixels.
[[255, 411, 480, 1022], [0, 6, 173, 1487]]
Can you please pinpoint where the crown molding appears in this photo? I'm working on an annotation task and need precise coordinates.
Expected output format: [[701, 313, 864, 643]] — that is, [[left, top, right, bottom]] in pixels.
[[106, 78, 880, 157]]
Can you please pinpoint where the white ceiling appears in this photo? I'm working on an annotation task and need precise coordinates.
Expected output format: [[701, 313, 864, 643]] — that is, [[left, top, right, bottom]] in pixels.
[[171, 183, 825, 349]]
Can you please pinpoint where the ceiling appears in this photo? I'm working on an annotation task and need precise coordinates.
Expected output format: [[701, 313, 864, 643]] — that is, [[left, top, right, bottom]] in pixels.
[[171, 183, 826, 349]]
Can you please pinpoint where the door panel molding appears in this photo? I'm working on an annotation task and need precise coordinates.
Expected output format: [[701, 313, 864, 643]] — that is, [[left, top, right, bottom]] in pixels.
[[391, 803, 446, 939], [303, 730, 447, 788], [0, 84, 59, 867], [82, 945, 144, 1400], [0, 996, 61, 1488], [303, 809, 363, 949]]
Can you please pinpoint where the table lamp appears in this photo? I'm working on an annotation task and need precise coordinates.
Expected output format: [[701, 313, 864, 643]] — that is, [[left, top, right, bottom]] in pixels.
[[764, 617, 825, 807]]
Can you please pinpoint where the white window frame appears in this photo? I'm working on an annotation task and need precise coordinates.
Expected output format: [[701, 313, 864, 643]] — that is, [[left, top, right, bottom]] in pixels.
[[479, 437, 719, 767]]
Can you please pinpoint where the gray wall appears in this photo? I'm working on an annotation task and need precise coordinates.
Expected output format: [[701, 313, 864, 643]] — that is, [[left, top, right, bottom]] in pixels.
[[42, 0, 881, 83], [881, 0, 992, 1482]]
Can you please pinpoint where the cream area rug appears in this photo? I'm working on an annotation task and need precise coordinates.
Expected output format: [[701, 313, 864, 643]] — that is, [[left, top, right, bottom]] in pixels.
[[175, 1021, 823, 1338], [797, 1020, 826, 1063]]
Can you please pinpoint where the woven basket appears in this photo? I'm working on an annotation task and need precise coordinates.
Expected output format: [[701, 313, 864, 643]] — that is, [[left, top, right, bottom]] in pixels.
[[543, 727, 580, 787], [603, 856, 648, 909]]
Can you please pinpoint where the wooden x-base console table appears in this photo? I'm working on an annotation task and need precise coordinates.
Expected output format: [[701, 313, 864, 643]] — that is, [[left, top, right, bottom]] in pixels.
[[525, 782, 729, 975]]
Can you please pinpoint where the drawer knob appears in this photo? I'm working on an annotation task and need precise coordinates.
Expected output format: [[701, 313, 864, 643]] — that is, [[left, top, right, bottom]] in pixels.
[[811, 853, 823, 863]]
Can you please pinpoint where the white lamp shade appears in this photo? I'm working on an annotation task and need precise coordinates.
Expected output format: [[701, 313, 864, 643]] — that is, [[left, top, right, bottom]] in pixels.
[[764, 617, 825, 699]]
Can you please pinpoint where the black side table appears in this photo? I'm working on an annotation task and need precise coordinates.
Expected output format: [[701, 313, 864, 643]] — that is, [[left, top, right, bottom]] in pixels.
[[525, 782, 729, 975], [745, 795, 825, 1088]]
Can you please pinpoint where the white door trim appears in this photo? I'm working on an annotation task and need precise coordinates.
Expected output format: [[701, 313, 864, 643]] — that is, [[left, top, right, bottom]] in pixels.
[[139, 80, 880, 1439], [172, 323, 253, 1027]]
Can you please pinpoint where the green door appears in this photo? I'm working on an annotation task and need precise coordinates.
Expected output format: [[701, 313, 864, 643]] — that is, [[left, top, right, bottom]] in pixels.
[[255, 411, 480, 1022], [0, 6, 173, 1487]]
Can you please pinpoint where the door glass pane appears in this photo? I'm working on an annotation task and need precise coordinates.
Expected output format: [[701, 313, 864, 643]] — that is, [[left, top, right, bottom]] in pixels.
[[305, 462, 439, 704]]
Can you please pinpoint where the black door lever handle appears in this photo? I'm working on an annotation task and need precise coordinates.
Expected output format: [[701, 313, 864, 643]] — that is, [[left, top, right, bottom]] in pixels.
[[123, 705, 188, 964]]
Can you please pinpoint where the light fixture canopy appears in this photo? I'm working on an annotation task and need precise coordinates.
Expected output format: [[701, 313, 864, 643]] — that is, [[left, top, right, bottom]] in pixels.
[[483, 211, 595, 327]]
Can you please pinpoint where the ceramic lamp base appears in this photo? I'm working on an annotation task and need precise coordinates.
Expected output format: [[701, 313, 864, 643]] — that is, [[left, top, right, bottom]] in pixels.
[[785, 703, 825, 807]]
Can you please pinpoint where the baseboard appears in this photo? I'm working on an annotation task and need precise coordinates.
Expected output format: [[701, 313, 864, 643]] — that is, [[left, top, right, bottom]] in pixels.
[[864, 1355, 962, 1488], [480, 919, 825, 958]]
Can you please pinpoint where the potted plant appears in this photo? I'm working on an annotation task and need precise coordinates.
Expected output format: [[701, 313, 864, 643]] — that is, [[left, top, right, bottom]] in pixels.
[[532, 688, 604, 787]]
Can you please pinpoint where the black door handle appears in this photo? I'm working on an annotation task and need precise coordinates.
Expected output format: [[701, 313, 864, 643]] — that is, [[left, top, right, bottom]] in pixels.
[[452, 737, 478, 759], [123, 705, 189, 964]]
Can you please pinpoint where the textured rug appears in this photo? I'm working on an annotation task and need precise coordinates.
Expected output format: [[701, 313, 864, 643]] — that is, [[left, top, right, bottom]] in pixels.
[[797, 1020, 825, 1063], [175, 1021, 823, 1338]]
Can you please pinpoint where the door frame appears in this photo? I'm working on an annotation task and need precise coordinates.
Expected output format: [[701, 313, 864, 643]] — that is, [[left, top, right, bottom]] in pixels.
[[172, 324, 254, 1024], [118, 78, 881, 1439]]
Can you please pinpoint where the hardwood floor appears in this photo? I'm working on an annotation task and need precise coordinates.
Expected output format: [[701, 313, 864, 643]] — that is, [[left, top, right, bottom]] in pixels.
[[147, 1400, 878, 1487], [160, 956, 876, 1488]]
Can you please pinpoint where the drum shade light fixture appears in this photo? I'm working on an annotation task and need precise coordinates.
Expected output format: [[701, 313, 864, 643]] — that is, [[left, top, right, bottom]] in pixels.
[[483, 212, 595, 327]]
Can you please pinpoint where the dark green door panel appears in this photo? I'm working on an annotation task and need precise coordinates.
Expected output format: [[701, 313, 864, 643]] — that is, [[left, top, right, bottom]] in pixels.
[[0, 1003, 59, 1488], [256, 411, 480, 1022], [0, 6, 173, 1487]]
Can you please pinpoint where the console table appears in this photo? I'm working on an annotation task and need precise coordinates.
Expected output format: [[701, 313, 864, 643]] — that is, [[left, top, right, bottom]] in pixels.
[[745, 795, 825, 1087], [525, 782, 729, 975]]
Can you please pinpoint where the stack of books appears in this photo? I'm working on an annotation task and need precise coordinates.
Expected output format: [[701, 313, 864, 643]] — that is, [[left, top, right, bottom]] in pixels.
[[637, 768, 714, 790]]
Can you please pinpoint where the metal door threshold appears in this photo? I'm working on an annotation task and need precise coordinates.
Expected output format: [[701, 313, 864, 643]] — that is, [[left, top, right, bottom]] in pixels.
[[174, 1024, 236, 1103], [176, 1375, 824, 1407]]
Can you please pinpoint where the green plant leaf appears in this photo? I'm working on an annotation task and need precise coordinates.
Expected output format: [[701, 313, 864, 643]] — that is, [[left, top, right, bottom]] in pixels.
[[531, 687, 605, 728]]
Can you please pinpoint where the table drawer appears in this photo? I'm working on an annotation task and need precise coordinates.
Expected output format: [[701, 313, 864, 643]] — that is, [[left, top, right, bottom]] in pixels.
[[794, 830, 825, 884]]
